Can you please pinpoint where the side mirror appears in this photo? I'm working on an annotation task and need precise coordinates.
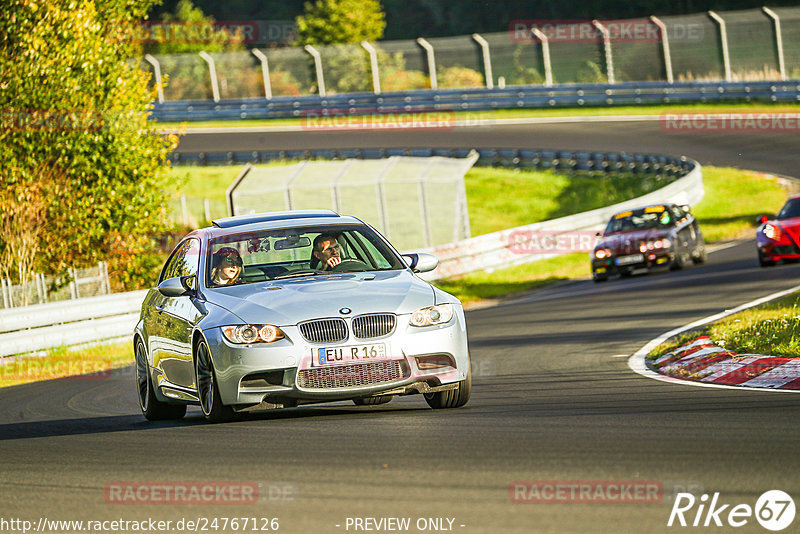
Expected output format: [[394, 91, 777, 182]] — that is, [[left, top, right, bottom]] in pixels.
[[756, 215, 771, 225], [402, 253, 439, 273], [158, 276, 194, 297]]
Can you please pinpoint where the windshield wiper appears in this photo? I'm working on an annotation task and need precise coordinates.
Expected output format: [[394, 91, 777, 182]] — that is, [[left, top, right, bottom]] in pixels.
[[273, 270, 325, 280]]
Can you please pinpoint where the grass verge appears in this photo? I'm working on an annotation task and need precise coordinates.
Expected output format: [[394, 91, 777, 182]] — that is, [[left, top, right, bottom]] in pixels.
[[648, 291, 800, 360], [0, 341, 133, 388]]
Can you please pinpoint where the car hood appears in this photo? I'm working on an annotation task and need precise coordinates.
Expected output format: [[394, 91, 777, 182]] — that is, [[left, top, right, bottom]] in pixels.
[[203, 270, 435, 326], [599, 229, 671, 254]]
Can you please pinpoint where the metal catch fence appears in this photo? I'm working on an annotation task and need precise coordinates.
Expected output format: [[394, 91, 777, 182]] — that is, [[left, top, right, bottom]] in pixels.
[[143, 7, 800, 105], [0, 262, 111, 309]]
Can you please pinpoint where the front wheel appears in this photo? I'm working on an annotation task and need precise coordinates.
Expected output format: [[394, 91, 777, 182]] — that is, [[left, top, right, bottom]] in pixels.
[[425, 366, 471, 409], [135, 340, 186, 421], [758, 250, 776, 267], [692, 245, 707, 265], [195, 340, 235, 423]]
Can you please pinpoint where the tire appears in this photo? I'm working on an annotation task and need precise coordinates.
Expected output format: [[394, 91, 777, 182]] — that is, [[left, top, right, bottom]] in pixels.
[[195, 340, 235, 423], [758, 250, 776, 267], [135, 340, 186, 421], [670, 250, 687, 271], [424, 366, 471, 409], [353, 395, 393, 406], [692, 245, 707, 265], [593, 272, 608, 283]]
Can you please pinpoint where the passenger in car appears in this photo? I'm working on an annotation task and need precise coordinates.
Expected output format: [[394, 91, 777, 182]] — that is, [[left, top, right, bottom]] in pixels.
[[311, 234, 342, 270], [210, 247, 243, 285]]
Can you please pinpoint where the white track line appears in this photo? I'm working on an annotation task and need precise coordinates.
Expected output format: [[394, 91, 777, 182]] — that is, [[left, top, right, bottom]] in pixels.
[[628, 282, 800, 393], [170, 114, 670, 135]]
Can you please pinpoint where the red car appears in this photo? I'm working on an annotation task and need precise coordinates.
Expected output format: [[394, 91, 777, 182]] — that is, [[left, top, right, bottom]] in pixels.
[[591, 203, 706, 282], [757, 195, 800, 266]]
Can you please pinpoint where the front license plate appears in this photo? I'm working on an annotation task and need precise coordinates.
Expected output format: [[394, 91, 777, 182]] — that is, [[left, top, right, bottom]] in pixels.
[[615, 254, 644, 266], [315, 343, 387, 365]]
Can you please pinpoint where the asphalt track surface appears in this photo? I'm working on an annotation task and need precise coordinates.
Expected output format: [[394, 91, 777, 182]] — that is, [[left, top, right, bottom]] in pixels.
[[2, 121, 800, 533]]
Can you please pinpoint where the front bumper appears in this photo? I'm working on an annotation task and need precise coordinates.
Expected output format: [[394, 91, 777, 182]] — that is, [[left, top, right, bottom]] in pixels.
[[757, 238, 800, 262], [204, 310, 470, 407], [592, 250, 673, 277]]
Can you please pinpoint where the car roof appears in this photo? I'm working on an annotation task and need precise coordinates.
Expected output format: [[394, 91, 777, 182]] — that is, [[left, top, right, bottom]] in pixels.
[[612, 203, 674, 216], [212, 210, 340, 228], [201, 210, 366, 238]]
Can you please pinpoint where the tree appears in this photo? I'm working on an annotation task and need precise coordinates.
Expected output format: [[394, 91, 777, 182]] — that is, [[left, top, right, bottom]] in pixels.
[[295, 0, 386, 45], [0, 0, 179, 291], [145, 0, 246, 55]]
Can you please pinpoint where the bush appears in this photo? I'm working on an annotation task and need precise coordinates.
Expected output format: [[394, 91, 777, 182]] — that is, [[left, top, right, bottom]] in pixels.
[[0, 0, 179, 291]]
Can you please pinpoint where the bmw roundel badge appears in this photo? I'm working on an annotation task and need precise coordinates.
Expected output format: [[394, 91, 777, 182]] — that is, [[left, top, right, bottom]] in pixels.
[[339, 307, 351, 315]]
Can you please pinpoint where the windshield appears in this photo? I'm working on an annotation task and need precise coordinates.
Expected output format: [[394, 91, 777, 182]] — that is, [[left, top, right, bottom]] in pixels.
[[604, 207, 674, 234], [206, 224, 405, 287], [778, 199, 800, 220]]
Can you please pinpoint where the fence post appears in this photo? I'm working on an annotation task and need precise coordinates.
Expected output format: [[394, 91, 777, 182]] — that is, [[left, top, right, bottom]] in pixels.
[[38, 273, 49, 303], [198, 51, 221, 102], [374, 157, 399, 237], [592, 20, 615, 84], [472, 33, 494, 89], [204, 198, 212, 223], [329, 160, 352, 214], [251, 48, 273, 99], [361, 41, 382, 94], [650, 16, 674, 83], [35, 272, 44, 304], [531, 28, 553, 87], [416, 38, 438, 90], [180, 194, 189, 226], [70, 268, 79, 299], [708, 11, 732, 82], [101, 261, 111, 295], [304, 45, 326, 97], [284, 161, 309, 211], [143, 54, 165, 104], [762, 7, 787, 81], [1, 279, 10, 309]]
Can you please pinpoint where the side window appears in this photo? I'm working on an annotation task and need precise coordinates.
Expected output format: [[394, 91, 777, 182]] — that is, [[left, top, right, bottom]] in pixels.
[[159, 239, 200, 283]]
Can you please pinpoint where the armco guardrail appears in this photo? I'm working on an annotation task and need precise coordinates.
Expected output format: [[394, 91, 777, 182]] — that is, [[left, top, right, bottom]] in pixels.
[[0, 290, 147, 357], [417, 159, 702, 281], [152, 80, 800, 123], [169, 146, 695, 174]]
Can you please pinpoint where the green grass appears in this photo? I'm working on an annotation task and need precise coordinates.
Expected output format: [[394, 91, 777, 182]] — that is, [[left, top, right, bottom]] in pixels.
[[434, 253, 588, 306], [0, 342, 133, 388], [648, 291, 800, 360], [692, 167, 790, 242], [155, 102, 800, 130]]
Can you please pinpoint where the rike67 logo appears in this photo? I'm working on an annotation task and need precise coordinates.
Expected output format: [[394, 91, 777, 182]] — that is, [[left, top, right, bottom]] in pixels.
[[668, 490, 795, 531]]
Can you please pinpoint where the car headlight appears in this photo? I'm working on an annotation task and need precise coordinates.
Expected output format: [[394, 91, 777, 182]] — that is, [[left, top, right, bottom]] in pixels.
[[409, 304, 454, 327], [594, 248, 610, 259], [763, 224, 779, 241], [221, 324, 285, 344]]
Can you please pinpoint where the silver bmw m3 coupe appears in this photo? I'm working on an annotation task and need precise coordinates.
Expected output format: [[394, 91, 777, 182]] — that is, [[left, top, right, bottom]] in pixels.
[[134, 210, 471, 422]]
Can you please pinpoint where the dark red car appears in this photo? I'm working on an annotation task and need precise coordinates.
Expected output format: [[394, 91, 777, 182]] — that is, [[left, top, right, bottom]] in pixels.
[[757, 195, 800, 266], [591, 203, 706, 282]]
